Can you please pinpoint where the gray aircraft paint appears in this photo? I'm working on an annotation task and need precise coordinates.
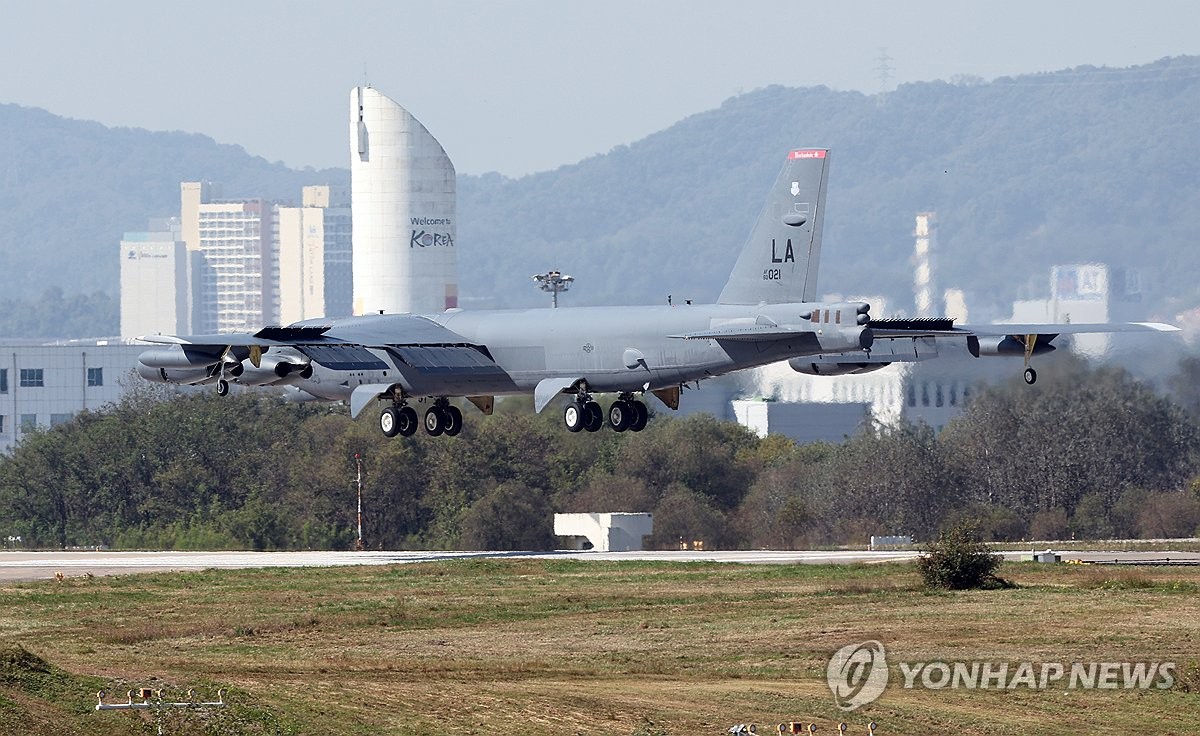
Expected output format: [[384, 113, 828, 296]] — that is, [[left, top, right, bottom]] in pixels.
[[136, 148, 1179, 434]]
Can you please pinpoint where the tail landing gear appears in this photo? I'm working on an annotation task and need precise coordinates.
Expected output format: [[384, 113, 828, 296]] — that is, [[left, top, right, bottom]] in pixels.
[[608, 395, 648, 433], [423, 401, 463, 437], [379, 400, 457, 438], [564, 390, 648, 433], [564, 398, 602, 432], [1023, 367, 1038, 385], [380, 405, 419, 437]]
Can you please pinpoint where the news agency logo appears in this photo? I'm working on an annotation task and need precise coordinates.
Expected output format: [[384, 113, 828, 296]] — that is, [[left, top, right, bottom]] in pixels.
[[826, 641, 1178, 711], [826, 641, 889, 711]]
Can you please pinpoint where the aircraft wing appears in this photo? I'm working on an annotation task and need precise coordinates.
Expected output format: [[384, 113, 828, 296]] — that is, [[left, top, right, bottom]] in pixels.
[[958, 322, 1180, 336], [866, 318, 1179, 341], [137, 314, 514, 413]]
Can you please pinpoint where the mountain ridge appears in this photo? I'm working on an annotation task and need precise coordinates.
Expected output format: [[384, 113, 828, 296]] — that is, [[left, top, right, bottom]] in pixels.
[[1, 55, 1197, 336]]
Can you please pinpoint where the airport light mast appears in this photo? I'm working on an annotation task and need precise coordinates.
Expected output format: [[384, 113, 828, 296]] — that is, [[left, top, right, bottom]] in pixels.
[[531, 270, 573, 308]]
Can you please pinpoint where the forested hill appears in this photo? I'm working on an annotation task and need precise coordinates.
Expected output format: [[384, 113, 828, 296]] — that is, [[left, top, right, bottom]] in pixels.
[[2, 56, 1199, 336], [458, 56, 1200, 317], [0, 103, 348, 304]]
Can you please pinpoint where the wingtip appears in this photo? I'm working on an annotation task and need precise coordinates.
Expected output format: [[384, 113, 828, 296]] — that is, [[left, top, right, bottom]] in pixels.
[[1134, 322, 1182, 332]]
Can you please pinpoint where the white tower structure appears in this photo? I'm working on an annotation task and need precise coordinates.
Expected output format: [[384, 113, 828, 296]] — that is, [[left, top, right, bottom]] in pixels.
[[913, 212, 937, 317], [350, 86, 457, 315]]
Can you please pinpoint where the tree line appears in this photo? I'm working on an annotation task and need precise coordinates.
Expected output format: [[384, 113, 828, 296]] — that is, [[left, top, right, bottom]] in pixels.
[[2, 356, 1199, 551]]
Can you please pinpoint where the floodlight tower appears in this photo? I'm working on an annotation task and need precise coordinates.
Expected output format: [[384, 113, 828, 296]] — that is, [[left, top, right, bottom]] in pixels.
[[532, 270, 574, 308]]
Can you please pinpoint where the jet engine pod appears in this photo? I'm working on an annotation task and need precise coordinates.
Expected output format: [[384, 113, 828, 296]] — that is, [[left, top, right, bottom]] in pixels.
[[136, 363, 213, 385], [137, 346, 222, 385], [967, 335, 1057, 359], [137, 346, 220, 370], [788, 358, 890, 377], [234, 354, 313, 386]]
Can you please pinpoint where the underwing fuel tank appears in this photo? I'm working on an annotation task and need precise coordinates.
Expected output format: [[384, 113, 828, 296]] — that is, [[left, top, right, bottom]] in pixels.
[[967, 335, 1057, 358], [789, 359, 890, 377]]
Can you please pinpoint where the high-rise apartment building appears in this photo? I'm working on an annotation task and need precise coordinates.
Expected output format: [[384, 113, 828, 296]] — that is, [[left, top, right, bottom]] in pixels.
[[277, 185, 352, 324], [119, 219, 198, 338], [179, 183, 272, 333]]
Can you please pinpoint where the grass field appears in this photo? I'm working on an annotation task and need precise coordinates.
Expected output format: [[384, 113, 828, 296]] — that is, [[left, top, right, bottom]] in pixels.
[[0, 559, 1198, 735]]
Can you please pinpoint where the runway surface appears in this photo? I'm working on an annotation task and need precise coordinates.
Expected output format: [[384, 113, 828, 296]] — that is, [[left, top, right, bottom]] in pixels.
[[0, 549, 920, 581], [1, 547, 1196, 582]]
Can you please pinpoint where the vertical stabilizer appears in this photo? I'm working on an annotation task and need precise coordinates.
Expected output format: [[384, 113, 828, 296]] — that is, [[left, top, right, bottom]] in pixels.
[[718, 149, 829, 305]]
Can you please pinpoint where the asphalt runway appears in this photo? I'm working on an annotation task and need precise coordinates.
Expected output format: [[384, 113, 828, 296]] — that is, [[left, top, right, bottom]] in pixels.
[[1, 547, 1197, 582], [0, 549, 919, 581]]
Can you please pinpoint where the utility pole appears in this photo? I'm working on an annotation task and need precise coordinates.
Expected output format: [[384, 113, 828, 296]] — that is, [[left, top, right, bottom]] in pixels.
[[354, 453, 364, 550]]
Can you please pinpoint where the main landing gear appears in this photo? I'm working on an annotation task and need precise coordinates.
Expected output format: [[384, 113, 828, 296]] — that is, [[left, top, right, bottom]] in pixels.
[[1023, 367, 1038, 385], [379, 399, 461, 438], [565, 391, 648, 433]]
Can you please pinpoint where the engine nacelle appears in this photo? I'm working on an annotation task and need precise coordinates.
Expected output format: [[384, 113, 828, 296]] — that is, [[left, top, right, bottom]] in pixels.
[[968, 335, 1056, 358], [137, 346, 222, 385], [812, 326, 874, 354], [234, 354, 314, 387], [789, 358, 891, 377]]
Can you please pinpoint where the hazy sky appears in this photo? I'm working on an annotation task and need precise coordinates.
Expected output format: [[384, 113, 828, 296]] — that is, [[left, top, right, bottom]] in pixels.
[[1, 1, 1196, 176]]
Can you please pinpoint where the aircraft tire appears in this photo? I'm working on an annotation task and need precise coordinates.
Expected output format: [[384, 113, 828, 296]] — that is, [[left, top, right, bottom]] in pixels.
[[397, 406, 419, 437], [629, 400, 649, 432], [443, 405, 463, 437], [424, 407, 446, 436], [380, 407, 401, 438], [583, 401, 603, 432], [564, 403, 585, 432], [1023, 367, 1038, 385], [609, 400, 632, 432], [216, 379, 230, 397]]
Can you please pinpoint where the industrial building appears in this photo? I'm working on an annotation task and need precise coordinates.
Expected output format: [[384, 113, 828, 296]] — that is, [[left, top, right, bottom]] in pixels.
[[350, 86, 457, 315], [0, 342, 149, 454]]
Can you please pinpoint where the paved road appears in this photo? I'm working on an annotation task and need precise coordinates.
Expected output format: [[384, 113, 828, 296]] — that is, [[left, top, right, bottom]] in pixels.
[[1, 548, 1197, 582]]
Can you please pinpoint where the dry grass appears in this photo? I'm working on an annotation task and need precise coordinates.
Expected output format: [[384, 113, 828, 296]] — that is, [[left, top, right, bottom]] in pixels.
[[0, 559, 1197, 734]]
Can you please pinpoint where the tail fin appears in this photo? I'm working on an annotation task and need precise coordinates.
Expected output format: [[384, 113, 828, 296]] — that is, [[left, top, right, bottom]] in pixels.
[[718, 148, 830, 305]]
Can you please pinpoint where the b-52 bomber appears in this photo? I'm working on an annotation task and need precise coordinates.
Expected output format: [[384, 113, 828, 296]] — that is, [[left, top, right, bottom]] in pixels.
[[137, 148, 1178, 438]]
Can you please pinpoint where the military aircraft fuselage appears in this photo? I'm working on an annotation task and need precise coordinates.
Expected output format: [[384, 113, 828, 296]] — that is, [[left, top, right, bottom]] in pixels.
[[274, 301, 871, 404]]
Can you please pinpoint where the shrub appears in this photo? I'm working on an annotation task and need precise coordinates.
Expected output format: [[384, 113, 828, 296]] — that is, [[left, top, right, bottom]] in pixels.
[[919, 523, 1008, 590]]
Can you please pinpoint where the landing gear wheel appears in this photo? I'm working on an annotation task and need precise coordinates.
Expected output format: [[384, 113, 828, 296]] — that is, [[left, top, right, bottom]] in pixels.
[[424, 406, 446, 436], [629, 400, 649, 432], [397, 406, 418, 437], [609, 400, 632, 432], [216, 379, 230, 397], [583, 401, 603, 432], [380, 406, 400, 438], [564, 402, 585, 432], [443, 405, 463, 437], [1023, 367, 1038, 385]]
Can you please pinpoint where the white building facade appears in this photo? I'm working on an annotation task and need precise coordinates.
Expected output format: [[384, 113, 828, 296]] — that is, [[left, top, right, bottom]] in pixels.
[[119, 224, 197, 338], [0, 343, 149, 454], [350, 86, 457, 316]]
